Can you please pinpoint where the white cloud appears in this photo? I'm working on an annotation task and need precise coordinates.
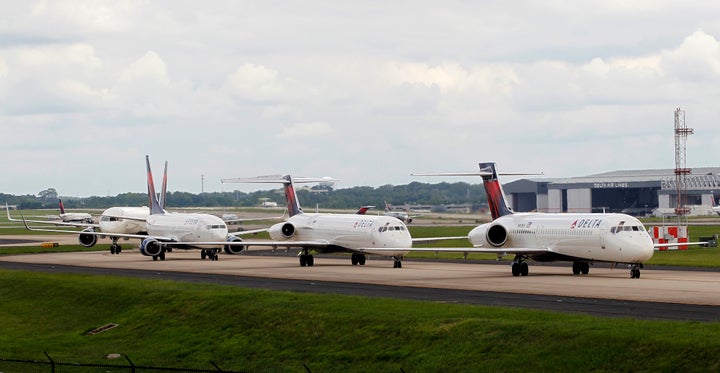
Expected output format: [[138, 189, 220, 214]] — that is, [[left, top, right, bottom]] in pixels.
[[2, 2, 720, 195], [277, 121, 335, 139], [222, 64, 288, 101]]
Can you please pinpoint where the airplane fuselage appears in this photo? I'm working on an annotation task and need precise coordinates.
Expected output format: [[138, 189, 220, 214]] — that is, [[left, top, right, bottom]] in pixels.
[[468, 213, 654, 264], [99, 206, 150, 234], [270, 213, 412, 257], [146, 213, 228, 249], [59, 212, 93, 223]]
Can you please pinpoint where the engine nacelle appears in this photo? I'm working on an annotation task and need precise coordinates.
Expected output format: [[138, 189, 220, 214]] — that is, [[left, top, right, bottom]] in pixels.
[[139, 237, 163, 257], [78, 227, 98, 247], [469, 223, 508, 247], [223, 236, 246, 254], [269, 222, 295, 240]]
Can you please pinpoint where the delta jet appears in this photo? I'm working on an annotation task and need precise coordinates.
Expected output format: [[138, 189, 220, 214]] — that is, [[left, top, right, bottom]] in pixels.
[[21, 156, 256, 261], [8, 164, 166, 254], [383, 201, 420, 223], [412, 162, 703, 279], [221, 175, 453, 268], [57, 199, 94, 223]]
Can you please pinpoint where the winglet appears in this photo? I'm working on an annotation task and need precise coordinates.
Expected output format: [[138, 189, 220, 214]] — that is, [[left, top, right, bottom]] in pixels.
[[146, 156, 165, 215], [58, 199, 66, 214], [5, 203, 16, 222]]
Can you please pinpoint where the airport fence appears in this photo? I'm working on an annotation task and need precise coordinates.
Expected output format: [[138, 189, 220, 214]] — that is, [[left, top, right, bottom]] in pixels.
[[0, 353, 247, 373]]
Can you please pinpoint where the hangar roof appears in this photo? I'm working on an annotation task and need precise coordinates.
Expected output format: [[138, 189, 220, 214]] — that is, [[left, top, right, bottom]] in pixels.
[[506, 166, 720, 192]]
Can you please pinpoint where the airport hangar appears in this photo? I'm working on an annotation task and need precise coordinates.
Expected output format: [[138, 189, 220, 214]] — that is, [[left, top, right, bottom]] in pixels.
[[503, 167, 720, 215]]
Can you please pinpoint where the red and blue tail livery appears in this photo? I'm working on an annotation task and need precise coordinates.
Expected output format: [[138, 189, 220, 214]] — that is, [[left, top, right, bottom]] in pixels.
[[478, 162, 514, 219]]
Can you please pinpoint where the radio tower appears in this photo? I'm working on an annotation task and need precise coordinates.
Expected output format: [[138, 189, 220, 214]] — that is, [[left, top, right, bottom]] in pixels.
[[674, 107, 693, 220]]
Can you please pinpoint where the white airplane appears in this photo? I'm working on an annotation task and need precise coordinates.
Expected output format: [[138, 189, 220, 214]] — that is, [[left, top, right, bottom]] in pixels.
[[712, 198, 720, 216], [7, 202, 150, 253], [57, 199, 94, 223], [411, 162, 705, 279], [6, 161, 170, 255], [383, 201, 421, 223], [21, 156, 256, 261], [220, 175, 454, 268]]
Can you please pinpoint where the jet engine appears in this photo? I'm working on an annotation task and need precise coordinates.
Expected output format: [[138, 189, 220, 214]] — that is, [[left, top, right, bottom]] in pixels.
[[269, 222, 295, 240], [223, 236, 247, 254], [469, 223, 508, 247], [139, 237, 163, 257], [78, 227, 98, 247]]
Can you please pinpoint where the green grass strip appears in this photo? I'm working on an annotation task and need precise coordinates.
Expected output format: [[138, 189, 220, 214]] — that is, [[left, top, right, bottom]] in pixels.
[[0, 270, 718, 372]]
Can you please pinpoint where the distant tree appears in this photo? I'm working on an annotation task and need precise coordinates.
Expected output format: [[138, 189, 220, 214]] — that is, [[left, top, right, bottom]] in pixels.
[[38, 188, 58, 202]]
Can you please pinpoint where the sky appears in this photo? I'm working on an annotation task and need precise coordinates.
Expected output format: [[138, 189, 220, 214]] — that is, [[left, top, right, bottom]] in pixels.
[[2, 1, 720, 197]]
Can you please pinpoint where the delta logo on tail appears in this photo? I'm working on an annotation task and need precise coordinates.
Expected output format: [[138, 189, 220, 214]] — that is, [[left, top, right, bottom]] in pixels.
[[282, 175, 303, 217], [478, 162, 513, 219]]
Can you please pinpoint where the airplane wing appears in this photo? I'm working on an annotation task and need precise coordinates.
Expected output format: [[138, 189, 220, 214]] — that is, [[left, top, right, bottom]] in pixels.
[[654, 242, 708, 249], [7, 204, 99, 228], [411, 236, 469, 244], [19, 214, 171, 241], [228, 228, 270, 237], [361, 247, 550, 255], [223, 209, 287, 224], [222, 239, 331, 248]]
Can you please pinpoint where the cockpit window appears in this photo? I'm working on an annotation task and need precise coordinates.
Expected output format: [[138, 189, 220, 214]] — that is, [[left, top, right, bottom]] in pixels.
[[379, 226, 406, 233], [207, 224, 226, 230]]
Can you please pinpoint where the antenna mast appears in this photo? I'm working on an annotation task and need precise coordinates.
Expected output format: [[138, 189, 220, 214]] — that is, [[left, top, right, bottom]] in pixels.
[[674, 107, 693, 220]]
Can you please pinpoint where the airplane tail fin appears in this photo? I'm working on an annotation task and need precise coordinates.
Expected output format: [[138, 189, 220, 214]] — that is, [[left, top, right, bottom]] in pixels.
[[58, 199, 66, 214], [478, 162, 514, 219], [159, 161, 168, 209], [412, 163, 539, 220], [281, 175, 303, 217], [145, 155, 165, 215], [356, 205, 374, 215], [384, 201, 391, 212], [220, 175, 338, 218]]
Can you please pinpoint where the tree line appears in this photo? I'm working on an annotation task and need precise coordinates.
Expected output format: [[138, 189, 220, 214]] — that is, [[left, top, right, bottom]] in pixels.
[[2, 182, 488, 211]]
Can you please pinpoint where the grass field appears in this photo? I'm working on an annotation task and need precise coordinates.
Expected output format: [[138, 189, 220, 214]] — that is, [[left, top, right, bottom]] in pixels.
[[0, 270, 718, 372]]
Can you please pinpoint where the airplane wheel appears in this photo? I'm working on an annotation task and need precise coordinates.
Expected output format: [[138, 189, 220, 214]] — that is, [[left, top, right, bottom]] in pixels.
[[201, 250, 207, 259], [351, 254, 358, 265], [572, 262, 580, 275], [110, 246, 116, 255], [520, 262, 529, 276], [117, 246, 122, 254], [581, 263, 590, 275], [359, 255, 366, 266], [299, 255, 307, 267], [511, 262, 520, 276], [307, 255, 314, 266], [159, 252, 166, 261], [153, 256, 158, 261]]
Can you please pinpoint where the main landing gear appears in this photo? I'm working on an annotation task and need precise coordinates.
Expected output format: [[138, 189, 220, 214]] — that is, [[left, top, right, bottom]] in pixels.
[[152, 250, 166, 261], [572, 262, 590, 275], [351, 253, 366, 266], [392, 256, 403, 268], [109, 239, 122, 255], [510, 255, 529, 276], [201, 249, 219, 261], [299, 249, 314, 267], [511, 258, 529, 276], [630, 263, 643, 279]]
